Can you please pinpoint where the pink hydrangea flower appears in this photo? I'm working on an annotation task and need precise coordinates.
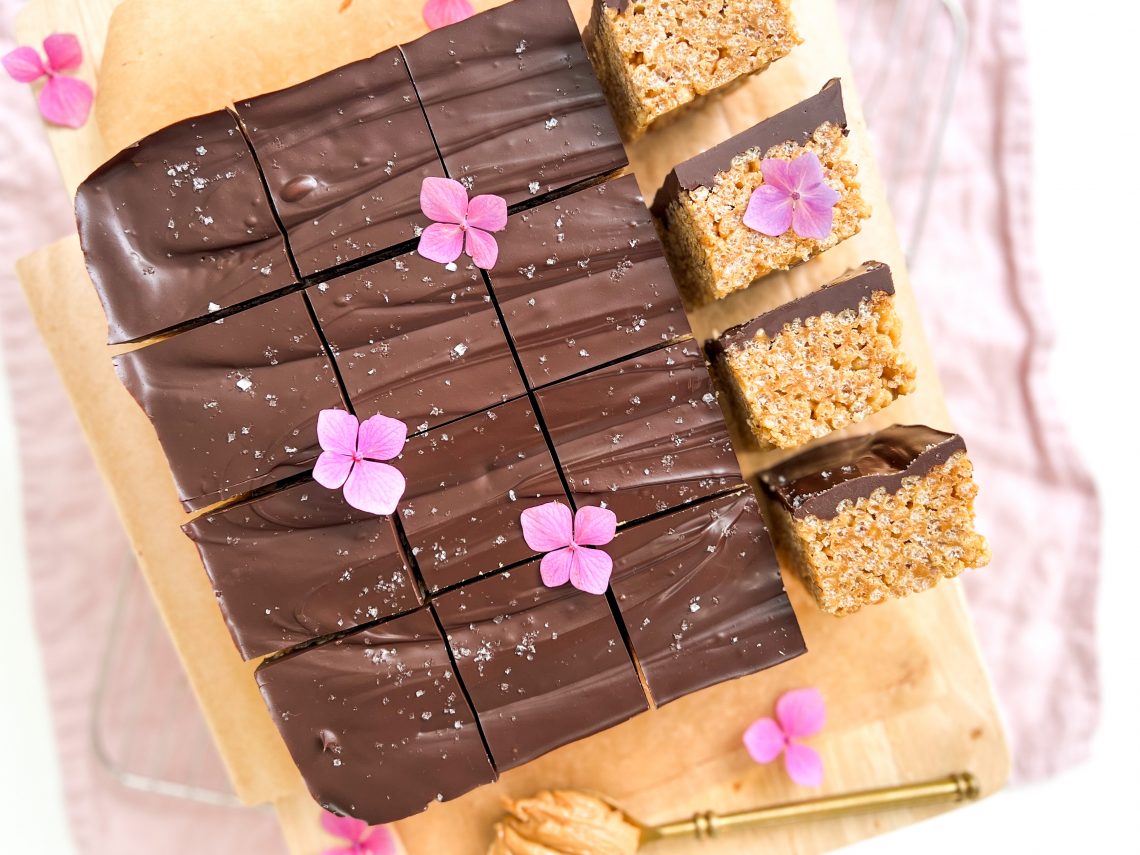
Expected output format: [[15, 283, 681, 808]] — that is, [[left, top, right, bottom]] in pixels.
[[742, 152, 840, 241], [313, 410, 407, 516], [2, 33, 93, 128], [520, 502, 617, 595], [423, 0, 475, 30], [320, 810, 396, 855], [418, 176, 508, 270], [743, 687, 826, 787]]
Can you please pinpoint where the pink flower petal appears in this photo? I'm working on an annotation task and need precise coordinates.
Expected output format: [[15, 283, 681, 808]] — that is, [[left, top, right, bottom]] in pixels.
[[783, 741, 824, 787], [572, 506, 617, 547], [359, 826, 398, 855], [790, 195, 837, 240], [743, 184, 794, 237], [521, 502, 574, 552], [418, 222, 466, 265], [356, 414, 407, 462], [540, 547, 574, 588], [423, 0, 475, 30], [37, 75, 92, 128], [775, 687, 826, 738], [343, 460, 406, 516], [317, 408, 360, 457], [2, 46, 46, 82], [786, 151, 824, 192], [313, 450, 354, 490], [464, 227, 499, 269], [805, 180, 840, 210], [42, 33, 83, 72], [420, 176, 468, 224], [569, 547, 613, 595], [759, 157, 798, 194], [321, 811, 369, 842], [321, 848, 354, 855], [466, 194, 508, 232], [743, 717, 786, 764]]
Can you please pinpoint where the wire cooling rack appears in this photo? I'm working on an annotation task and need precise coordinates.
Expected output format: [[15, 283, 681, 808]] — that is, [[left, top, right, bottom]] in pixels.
[[842, 0, 966, 261], [89, 0, 967, 806], [91, 554, 245, 806]]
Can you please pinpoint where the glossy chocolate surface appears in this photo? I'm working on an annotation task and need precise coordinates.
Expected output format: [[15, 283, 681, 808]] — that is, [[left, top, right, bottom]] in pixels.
[[82, 0, 816, 822], [535, 343, 744, 524], [114, 293, 346, 510], [256, 608, 496, 824], [401, 0, 627, 206], [709, 261, 894, 358], [397, 399, 569, 592], [610, 490, 804, 705], [235, 49, 446, 276], [489, 175, 690, 386], [761, 424, 967, 519], [183, 479, 422, 659], [434, 560, 647, 770], [76, 109, 296, 344], [652, 79, 846, 219], [309, 252, 524, 434]]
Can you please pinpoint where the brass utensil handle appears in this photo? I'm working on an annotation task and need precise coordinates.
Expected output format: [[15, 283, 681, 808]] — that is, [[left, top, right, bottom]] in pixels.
[[648, 772, 979, 842]]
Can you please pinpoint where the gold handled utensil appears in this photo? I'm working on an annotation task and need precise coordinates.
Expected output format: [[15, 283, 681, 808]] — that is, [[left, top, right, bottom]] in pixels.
[[630, 772, 980, 846]]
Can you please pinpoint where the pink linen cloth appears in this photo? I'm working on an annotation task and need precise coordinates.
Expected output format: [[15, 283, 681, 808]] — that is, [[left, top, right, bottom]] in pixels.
[[846, 0, 1102, 781], [0, 0, 1098, 852]]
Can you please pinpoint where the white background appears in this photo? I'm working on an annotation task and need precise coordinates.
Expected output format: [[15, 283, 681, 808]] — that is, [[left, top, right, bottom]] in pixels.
[[1, 1, 1137, 852]]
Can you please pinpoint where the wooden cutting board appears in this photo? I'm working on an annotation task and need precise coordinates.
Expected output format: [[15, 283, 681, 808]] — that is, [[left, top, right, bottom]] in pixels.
[[14, 0, 1009, 853]]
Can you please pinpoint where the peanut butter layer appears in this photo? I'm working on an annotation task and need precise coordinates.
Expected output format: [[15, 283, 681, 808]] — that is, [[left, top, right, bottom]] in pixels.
[[586, 0, 800, 141], [709, 262, 917, 449], [761, 426, 990, 615], [653, 81, 870, 306]]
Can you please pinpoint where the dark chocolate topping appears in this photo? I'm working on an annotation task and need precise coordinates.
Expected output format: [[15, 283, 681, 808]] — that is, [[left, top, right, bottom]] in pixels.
[[603, 0, 630, 11], [651, 79, 846, 219], [308, 252, 524, 434], [489, 175, 690, 386], [90, 0, 826, 819], [76, 109, 297, 344], [256, 608, 496, 824], [400, 0, 628, 207], [183, 479, 422, 659], [397, 398, 569, 592], [535, 343, 744, 525], [434, 560, 647, 771], [114, 292, 346, 510], [709, 262, 893, 358], [235, 49, 446, 277], [760, 424, 967, 519], [610, 490, 805, 706]]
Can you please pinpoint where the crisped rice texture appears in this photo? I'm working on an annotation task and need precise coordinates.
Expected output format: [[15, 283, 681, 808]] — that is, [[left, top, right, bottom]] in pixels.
[[771, 452, 991, 616], [660, 124, 870, 306], [721, 292, 917, 449], [587, 0, 800, 140]]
